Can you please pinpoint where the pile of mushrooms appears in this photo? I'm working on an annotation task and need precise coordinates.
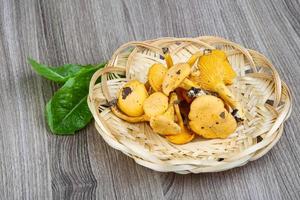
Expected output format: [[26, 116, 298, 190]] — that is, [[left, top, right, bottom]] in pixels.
[[110, 48, 243, 144]]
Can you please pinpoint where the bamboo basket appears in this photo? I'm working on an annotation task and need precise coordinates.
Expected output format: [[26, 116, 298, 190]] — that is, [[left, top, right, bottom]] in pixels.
[[88, 36, 292, 173]]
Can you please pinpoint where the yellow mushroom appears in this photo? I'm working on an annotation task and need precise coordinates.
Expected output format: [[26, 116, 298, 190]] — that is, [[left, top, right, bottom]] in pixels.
[[165, 93, 195, 144], [162, 63, 192, 95], [159, 48, 205, 97], [162, 66, 205, 97], [112, 91, 169, 123], [188, 95, 237, 139], [149, 92, 181, 135], [209, 49, 237, 85], [143, 92, 169, 117], [117, 80, 148, 117], [148, 60, 203, 98], [191, 49, 244, 120], [147, 63, 167, 92], [147, 47, 202, 97], [186, 51, 203, 67]]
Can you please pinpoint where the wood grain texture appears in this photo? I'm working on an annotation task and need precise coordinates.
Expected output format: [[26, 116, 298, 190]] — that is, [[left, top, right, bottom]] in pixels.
[[0, 0, 299, 199]]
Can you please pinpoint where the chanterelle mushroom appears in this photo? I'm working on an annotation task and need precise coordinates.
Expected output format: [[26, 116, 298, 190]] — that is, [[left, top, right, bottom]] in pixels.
[[188, 95, 237, 139], [148, 63, 167, 92], [117, 80, 148, 117], [112, 91, 168, 123], [149, 92, 181, 135], [162, 63, 192, 95], [209, 49, 237, 85], [191, 49, 244, 120], [161, 48, 205, 97], [166, 93, 195, 144], [147, 47, 204, 97], [148, 58, 203, 97], [143, 92, 169, 117]]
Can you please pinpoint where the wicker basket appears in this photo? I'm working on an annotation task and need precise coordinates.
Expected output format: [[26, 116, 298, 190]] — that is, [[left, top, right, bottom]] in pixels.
[[88, 36, 292, 173]]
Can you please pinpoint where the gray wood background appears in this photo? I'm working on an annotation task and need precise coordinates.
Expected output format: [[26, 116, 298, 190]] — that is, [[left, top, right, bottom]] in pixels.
[[0, 0, 299, 199]]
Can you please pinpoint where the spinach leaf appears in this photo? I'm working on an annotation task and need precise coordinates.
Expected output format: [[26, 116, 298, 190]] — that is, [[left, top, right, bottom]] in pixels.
[[28, 58, 96, 83], [46, 64, 105, 134]]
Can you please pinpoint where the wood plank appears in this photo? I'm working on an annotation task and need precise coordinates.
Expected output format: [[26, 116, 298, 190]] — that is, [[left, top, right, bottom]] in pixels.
[[0, 0, 52, 199]]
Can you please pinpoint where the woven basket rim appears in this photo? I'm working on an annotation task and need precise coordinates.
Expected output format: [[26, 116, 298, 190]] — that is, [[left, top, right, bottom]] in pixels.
[[88, 36, 292, 173]]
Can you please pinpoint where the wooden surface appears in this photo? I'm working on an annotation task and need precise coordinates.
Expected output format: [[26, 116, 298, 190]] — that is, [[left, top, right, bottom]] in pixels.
[[0, 0, 299, 199]]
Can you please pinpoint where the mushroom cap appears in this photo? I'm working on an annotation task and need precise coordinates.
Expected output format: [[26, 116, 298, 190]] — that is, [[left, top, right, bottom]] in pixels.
[[143, 92, 168, 117], [210, 49, 227, 60], [150, 116, 181, 135], [165, 128, 195, 144], [193, 56, 225, 90], [148, 63, 167, 91], [222, 61, 237, 85], [162, 63, 191, 95], [193, 50, 236, 88], [188, 95, 237, 139], [211, 50, 236, 85], [117, 80, 148, 117]]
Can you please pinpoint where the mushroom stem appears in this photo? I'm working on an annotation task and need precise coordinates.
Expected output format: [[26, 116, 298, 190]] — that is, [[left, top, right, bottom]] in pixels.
[[187, 51, 203, 66], [162, 47, 173, 68], [179, 78, 199, 90], [163, 94, 176, 121], [165, 54, 173, 69], [165, 93, 195, 144], [174, 99, 184, 128], [214, 84, 244, 119]]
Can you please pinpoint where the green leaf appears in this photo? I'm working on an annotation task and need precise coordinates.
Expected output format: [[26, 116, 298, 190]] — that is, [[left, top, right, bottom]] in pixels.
[[28, 58, 96, 83], [46, 64, 105, 134]]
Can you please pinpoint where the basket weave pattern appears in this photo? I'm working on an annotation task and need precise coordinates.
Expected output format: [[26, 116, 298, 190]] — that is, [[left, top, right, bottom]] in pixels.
[[88, 36, 292, 173]]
